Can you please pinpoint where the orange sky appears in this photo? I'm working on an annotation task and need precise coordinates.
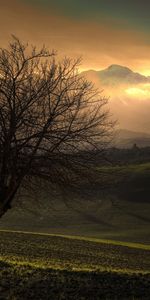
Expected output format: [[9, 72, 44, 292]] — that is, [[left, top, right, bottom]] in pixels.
[[0, 0, 150, 75]]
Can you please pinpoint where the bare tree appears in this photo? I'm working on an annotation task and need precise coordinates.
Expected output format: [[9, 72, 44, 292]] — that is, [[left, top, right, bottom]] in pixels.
[[0, 36, 114, 217]]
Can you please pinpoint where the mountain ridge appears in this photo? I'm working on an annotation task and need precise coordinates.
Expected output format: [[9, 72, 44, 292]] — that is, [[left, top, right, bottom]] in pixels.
[[81, 64, 150, 86], [81, 64, 150, 133]]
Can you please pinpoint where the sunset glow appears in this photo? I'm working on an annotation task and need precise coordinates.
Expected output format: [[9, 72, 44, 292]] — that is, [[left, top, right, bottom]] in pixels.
[[125, 87, 149, 97], [0, 1, 150, 73], [0, 0, 150, 133]]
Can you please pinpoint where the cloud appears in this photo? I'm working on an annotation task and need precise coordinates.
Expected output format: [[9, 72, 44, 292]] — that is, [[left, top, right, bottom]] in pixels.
[[0, 0, 150, 75], [0, 1, 150, 135], [125, 84, 150, 98]]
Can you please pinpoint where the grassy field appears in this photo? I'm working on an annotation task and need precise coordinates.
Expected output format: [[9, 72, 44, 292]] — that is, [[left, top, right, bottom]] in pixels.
[[0, 162, 150, 244], [0, 162, 150, 298], [0, 230, 150, 299]]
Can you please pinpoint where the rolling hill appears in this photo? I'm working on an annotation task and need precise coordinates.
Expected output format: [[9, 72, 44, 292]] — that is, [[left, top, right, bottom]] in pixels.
[[0, 162, 150, 244], [114, 129, 150, 148], [0, 230, 150, 299]]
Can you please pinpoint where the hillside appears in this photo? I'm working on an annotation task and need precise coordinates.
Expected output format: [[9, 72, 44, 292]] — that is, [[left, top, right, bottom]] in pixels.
[[114, 129, 150, 148], [1, 162, 150, 298], [0, 162, 150, 244], [0, 231, 150, 299]]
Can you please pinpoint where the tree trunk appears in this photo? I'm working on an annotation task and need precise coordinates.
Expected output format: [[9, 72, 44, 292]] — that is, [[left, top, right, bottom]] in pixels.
[[0, 185, 19, 218]]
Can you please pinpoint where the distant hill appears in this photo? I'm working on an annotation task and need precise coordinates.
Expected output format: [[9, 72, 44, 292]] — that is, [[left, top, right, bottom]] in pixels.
[[0, 162, 150, 244], [114, 129, 150, 148], [82, 64, 150, 87]]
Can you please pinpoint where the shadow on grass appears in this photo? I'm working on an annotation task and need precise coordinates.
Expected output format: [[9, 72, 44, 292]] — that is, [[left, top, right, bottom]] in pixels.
[[0, 262, 150, 300]]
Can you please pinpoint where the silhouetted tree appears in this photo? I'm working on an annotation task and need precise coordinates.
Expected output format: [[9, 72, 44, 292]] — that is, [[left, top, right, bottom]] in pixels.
[[0, 36, 114, 217]]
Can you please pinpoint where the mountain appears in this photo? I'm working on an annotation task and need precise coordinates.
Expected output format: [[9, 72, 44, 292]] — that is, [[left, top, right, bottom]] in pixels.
[[81, 65, 150, 133], [82, 64, 150, 87]]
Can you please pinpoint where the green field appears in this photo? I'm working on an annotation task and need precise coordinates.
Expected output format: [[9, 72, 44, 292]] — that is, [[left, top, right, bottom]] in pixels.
[[0, 230, 150, 299]]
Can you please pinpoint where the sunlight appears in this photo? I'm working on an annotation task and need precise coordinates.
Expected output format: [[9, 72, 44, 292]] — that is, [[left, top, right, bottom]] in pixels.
[[140, 70, 150, 76], [125, 87, 149, 97]]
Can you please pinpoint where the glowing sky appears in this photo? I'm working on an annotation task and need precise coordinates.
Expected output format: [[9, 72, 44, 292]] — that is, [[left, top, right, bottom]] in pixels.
[[0, 0, 150, 75]]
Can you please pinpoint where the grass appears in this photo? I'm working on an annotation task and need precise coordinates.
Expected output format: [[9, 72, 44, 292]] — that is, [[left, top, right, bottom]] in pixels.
[[96, 162, 150, 185], [1, 261, 150, 300], [0, 230, 150, 299], [0, 162, 150, 298], [1, 229, 150, 250], [98, 162, 150, 173], [1, 187, 150, 244], [1, 230, 150, 273]]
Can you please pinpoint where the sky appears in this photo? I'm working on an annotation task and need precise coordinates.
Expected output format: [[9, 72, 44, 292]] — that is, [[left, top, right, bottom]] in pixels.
[[0, 0, 150, 75]]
